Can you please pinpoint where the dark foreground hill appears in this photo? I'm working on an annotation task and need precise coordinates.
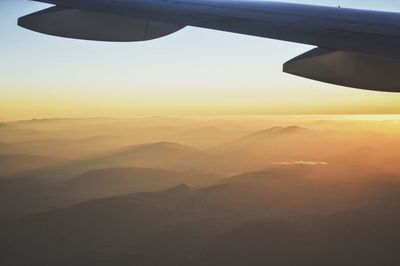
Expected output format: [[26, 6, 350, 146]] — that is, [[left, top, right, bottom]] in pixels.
[[2, 168, 400, 266]]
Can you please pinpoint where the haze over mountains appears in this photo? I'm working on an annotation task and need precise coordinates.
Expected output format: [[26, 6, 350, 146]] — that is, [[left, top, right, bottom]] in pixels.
[[1, 115, 400, 265], [26, 141, 206, 181], [0, 154, 61, 177]]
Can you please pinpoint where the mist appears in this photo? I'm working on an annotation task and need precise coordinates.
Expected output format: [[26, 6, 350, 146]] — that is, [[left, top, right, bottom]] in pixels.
[[1, 115, 400, 265]]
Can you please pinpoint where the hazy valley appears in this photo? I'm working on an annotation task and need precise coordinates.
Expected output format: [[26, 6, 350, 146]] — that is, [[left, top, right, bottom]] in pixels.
[[1, 115, 400, 265]]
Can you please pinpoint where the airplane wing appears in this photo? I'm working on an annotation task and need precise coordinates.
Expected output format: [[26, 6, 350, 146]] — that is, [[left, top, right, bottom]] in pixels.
[[19, 0, 400, 92]]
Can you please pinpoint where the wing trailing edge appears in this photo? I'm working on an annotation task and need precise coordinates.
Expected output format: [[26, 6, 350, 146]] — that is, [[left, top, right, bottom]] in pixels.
[[18, 7, 185, 42]]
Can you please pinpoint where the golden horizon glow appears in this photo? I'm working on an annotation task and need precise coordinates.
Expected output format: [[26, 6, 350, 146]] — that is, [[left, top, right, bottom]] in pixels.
[[2, 87, 400, 120]]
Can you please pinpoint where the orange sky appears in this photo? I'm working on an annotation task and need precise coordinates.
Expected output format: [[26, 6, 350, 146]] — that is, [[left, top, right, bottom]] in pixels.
[[2, 86, 400, 120]]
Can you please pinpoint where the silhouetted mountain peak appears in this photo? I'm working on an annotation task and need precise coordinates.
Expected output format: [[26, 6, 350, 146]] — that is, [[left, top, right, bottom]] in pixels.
[[217, 126, 315, 149], [117, 141, 199, 155], [249, 126, 313, 138], [161, 184, 191, 193], [154, 141, 198, 150]]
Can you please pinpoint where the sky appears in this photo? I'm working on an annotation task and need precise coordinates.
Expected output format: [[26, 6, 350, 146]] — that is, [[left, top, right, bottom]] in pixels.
[[1, 0, 400, 119]]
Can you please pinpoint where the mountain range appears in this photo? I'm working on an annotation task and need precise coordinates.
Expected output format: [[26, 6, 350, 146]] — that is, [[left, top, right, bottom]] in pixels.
[[2, 167, 400, 266]]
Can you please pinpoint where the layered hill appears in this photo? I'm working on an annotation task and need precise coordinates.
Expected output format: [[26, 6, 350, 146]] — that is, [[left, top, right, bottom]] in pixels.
[[0, 154, 60, 177], [65, 167, 219, 200], [0, 143, 21, 155], [218, 126, 315, 148], [205, 126, 333, 173], [2, 168, 400, 265], [30, 141, 204, 180], [0, 166, 219, 223], [9, 136, 133, 159]]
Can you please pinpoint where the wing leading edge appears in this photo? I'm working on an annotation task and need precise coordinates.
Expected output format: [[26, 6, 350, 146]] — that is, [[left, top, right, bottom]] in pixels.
[[22, 0, 400, 92]]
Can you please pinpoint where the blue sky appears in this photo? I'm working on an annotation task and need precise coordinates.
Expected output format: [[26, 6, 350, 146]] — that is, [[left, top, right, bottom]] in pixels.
[[1, 0, 400, 118]]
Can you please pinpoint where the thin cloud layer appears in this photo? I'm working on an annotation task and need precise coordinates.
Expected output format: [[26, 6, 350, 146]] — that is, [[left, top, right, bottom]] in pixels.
[[272, 161, 328, 166]]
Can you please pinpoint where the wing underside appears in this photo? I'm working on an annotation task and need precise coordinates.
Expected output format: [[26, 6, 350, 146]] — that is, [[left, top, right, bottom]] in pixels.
[[18, 6, 184, 42], [21, 0, 400, 91]]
